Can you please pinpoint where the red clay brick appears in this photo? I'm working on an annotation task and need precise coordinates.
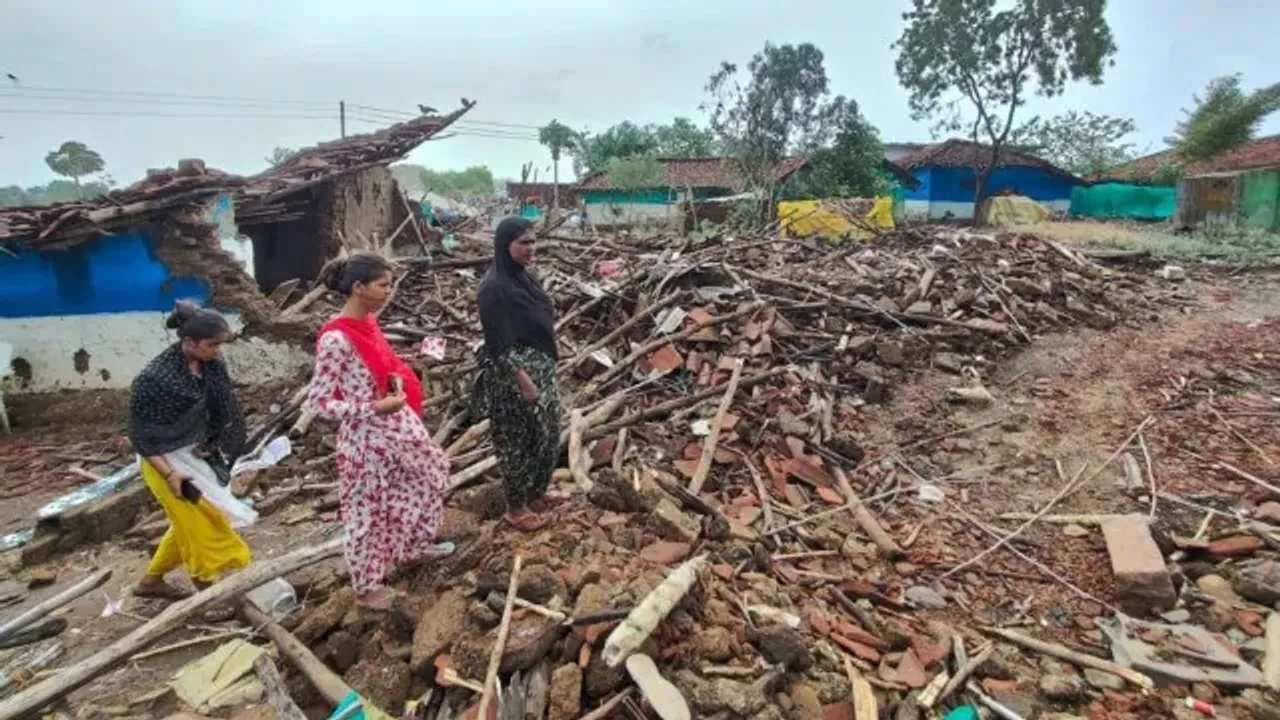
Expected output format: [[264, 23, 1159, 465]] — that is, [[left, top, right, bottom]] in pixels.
[[1100, 514, 1176, 614]]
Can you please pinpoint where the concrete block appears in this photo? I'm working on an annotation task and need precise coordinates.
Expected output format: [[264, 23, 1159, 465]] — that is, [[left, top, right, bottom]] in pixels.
[[1101, 514, 1176, 615]]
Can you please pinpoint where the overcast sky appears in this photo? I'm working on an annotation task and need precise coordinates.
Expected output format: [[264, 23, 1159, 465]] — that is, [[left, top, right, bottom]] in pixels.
[[2, 0, 1276, 189]]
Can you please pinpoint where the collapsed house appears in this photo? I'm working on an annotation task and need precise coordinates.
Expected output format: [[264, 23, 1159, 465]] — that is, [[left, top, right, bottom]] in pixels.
[[0, 106, 472, 392]]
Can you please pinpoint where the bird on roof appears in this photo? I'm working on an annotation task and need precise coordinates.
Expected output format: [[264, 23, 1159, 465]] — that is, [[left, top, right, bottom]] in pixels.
[[5, 73, 18, 85], [460, 97, 475, 109], [417, 104, 438, 115]]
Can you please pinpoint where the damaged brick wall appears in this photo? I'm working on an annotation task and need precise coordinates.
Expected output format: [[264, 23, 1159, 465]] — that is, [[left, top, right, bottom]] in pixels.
[[320, 166, 408, 252]]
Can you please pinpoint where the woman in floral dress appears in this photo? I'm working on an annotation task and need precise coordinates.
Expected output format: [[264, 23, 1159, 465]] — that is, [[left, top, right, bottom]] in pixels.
[[308, 253, 454, 609]]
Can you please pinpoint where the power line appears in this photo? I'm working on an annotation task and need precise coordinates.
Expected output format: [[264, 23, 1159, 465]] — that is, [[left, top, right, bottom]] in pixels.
[[0, 107, 338, 120], [0, 86, 546, 131]]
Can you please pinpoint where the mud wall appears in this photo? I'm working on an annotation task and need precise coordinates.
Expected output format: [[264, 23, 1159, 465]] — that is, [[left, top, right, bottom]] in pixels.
[[321, 166, 407, 252]]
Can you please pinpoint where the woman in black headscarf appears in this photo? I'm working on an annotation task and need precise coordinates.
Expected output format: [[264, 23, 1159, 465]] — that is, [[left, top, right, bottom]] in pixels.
[[475, 217, 562, 531]]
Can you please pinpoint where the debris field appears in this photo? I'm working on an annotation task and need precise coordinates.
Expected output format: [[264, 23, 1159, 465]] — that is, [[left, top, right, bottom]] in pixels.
[[0, 223, 1278, 720]]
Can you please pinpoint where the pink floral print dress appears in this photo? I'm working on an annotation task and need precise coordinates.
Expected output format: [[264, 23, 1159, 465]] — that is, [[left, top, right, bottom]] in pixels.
[[307, 331, 449, 594]]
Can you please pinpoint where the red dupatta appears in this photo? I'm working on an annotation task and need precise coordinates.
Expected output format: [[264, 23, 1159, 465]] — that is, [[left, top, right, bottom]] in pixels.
[[320, 314, 424, 415]]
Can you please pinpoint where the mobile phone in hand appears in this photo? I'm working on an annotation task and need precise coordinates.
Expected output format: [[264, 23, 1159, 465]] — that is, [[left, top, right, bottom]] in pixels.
[[180, 478, 203, 504], [389, 375, 403, 394]]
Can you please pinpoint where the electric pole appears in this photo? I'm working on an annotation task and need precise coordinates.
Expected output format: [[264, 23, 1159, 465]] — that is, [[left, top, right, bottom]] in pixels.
[[339, 101, 346, 138]]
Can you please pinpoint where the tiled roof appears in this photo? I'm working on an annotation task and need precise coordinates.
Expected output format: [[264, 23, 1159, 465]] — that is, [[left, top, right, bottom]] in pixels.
[[578, 156, 808, 191], [1107, 134, 1280, 181], [1, 104, 473, 248], [896, 139, 1078, 180]]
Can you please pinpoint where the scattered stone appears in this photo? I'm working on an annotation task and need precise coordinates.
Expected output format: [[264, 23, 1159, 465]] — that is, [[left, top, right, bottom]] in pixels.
[[25, 567, 56, 589], [320, 630, 360, 674], [500, 616, 561, 673], [777, 410, 809, 437], [904, 585, 947, 610], [1231, 559, 1280, 606], [1255, 502, 1280, 525], [1198, 575, 1242, 605], [638, 541, 692, 565], [751, 625, 813, 671], [518, 563, 566, 605], [409, 589, 470, 673], [788, 683, 824, 720], [1161, 608, 1192, 624], [293, 587, 355, 643], [693, 626, 734, 663], [548, 663, 583, 720], [1156, 264, 1187, 281], [1100, 514, 1176, 614], [343, 656, 411, 714], [1082, 668, 1126, 692], [1063, 524, 1090, 538], [649, 498, 701, 543], [876, 340, 906, 367]]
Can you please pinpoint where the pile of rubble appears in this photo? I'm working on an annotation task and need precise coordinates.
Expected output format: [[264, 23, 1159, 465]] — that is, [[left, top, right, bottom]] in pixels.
[[7, 223, 1280, 720], [223, 224, 1217, 719]]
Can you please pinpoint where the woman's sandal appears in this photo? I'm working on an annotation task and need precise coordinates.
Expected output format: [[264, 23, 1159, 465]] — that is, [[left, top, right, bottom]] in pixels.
[[528, 493, 568, 513], [505, 512, 547, 532], [132, 579, 194, 601]]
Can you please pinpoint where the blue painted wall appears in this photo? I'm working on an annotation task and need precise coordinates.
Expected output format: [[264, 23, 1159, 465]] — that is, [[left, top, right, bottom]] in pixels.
[[0, 230, 210, 319], [913, 166, 1077, 203]]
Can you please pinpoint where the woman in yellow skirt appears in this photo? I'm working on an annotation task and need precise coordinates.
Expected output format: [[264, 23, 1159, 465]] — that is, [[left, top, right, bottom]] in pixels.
[[128, 301, 251, 599]]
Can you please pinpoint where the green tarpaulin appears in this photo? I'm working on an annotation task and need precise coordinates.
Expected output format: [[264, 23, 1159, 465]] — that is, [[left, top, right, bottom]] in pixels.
[[1070, 183, 1176, 221]]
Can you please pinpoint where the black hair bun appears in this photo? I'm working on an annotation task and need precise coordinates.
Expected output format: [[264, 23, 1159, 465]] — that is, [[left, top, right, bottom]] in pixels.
[[321, 259, 348, 292], [165, 300, 201, 330]]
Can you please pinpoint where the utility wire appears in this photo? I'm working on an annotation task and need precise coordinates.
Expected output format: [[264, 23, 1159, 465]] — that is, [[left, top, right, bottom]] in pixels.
[[0, 86, 545, 131]]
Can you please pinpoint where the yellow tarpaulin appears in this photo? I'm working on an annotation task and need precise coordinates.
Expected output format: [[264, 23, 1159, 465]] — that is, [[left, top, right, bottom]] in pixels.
[[777, 197, 895, 240], [979, 195, 1051, 228]]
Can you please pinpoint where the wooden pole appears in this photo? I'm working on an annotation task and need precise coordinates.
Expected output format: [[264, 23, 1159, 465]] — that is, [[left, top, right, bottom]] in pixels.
[[831, 466, 904, 560], [0, 540, 341, 719], [688, 358, 743, 495], [477, 555, 522, 719], [0, 569, 112, 643]]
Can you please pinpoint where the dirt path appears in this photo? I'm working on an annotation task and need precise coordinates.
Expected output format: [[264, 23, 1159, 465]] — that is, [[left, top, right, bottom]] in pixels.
[[855, 269, 1280, 618]]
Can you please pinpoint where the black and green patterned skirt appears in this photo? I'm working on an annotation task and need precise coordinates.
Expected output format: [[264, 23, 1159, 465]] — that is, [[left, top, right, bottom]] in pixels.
[[472, 347, 561, 510]]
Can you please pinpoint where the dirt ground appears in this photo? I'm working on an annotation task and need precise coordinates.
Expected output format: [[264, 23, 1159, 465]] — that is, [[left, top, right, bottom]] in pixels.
[[1, 266, 1279, 717]]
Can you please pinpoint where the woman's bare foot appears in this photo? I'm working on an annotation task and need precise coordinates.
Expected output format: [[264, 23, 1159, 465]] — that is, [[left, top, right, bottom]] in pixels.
[[355, 586, 396, 610], [133, 575, 194, 600], [505, 508, 547, 532]]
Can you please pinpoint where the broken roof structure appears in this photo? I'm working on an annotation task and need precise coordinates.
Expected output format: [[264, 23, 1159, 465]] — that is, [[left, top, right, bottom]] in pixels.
[[895, 138, 1080, 181], [1108, 134, 1280, 182], [0, 104, 474, 251]]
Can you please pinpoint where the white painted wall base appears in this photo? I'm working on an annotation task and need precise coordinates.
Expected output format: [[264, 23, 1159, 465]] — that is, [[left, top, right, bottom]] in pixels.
[[0, 311, 310, 392], [585, 202, 680, 228], [902, 199, 1070, 221]]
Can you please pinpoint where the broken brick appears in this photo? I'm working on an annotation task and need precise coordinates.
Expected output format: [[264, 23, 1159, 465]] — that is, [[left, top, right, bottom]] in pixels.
[[1100, 514, 1176, 614]]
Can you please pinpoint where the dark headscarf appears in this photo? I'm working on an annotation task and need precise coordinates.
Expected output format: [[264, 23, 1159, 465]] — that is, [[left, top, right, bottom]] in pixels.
[[476, 217, 557, 359], [127, 343, 246, 480]]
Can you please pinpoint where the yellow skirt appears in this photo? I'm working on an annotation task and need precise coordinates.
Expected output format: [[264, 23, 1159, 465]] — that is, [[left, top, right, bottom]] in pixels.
[[141, 459, 251, 583]]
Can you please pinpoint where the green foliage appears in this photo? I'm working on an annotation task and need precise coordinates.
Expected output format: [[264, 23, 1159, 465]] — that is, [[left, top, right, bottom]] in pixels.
[[43, 140, 106, 197], [417, 165, 495, 197], [1167, 74, 1280, 161], [538, 120, 578, 163], [1012, 110, 1137, 177], [894, 0, 1117, 201], [1153, 161, 1185, 187], [704, 42, 847, 189], [266, 147, 299, 168], [574, 118, 718, 175], [0, 179, 112, 207], [605, 156, 665, 191], [784, 99, 887, 199]]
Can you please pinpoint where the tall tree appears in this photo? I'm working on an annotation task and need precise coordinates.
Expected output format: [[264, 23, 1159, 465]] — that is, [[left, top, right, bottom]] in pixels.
[[652, 117, 718, 157], [265, 147, 298, 168], [785, 98, 887, 199], [1166, 74, 1280, 162], [575, 121, 657, 175], [538, 120, 578, 209], [1012, 110, 1136, 177], [704, 42, 846, 190], [44, 141, 106, 198], [894, 0, 1117, 211]]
